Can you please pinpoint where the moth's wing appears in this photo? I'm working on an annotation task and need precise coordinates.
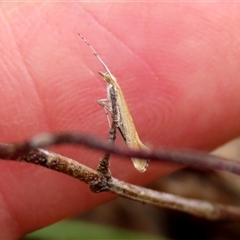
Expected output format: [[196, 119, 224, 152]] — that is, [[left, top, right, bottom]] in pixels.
[[131, 142, 149, 172], [132, 158, 149, 172]]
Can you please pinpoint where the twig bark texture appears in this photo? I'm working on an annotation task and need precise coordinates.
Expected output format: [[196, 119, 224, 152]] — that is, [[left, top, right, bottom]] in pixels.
[[1, 132, 240, 221]]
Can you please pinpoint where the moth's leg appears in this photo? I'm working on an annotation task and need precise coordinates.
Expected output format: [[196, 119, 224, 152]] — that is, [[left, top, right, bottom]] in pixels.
[[97, 99, 111, 128]]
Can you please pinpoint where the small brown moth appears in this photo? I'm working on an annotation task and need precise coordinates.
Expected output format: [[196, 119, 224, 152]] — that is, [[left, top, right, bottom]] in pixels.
[[79, 34, 149, 172]]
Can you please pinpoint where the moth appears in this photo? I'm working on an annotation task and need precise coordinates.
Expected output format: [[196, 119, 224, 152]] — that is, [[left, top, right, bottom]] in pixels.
[[79, 34, 149, 172]]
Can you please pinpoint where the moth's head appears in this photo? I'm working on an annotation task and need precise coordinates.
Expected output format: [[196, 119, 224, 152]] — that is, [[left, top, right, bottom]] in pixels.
[[98, 71, 117, 84]]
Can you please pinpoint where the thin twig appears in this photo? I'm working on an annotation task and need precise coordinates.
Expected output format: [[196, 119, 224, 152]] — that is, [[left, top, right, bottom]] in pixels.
[[109, 178, 240, 221], [1, 145, 240, 220], [1, 132, 240, 176]]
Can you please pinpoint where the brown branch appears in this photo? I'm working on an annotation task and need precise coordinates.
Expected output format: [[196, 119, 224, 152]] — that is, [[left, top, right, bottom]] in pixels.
[[1, 146, 240, 221], [109, 178, 240, 221], [1, 132, 240, 176]]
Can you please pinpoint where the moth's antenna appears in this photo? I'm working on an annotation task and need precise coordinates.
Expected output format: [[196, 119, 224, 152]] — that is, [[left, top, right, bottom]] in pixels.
[[78, 33, 114, 79]]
